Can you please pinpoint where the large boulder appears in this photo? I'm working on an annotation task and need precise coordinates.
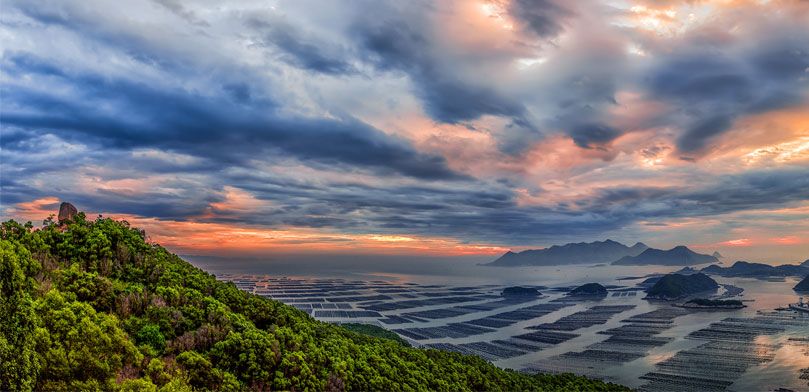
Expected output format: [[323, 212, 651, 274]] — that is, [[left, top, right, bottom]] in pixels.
[[58, 202, 78, 222]]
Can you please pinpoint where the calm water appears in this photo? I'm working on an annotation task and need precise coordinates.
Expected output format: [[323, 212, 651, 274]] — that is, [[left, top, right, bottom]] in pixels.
[[193, 256, 809, 391]]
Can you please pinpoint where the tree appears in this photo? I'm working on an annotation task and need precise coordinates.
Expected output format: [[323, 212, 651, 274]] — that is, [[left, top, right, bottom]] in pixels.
[[33, 290, 142, 391], [137, 324, 167, 354], [0, 239, 40, 391]]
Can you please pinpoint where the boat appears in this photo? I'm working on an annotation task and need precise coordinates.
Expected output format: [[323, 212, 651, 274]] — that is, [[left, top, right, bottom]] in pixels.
[[789, 303, 809, 313], [789, 297, 809, 313]]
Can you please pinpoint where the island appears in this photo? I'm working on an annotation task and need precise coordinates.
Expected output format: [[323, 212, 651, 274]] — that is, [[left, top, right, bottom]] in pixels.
[[487, 239, 647, 266], [568, 283, 608, 296], [502, 286, 542, 297], [701, 261, 809, 278], [613, 245, 718, 266], [795, 275, 809, 292], [645, 273, 719, 300], [682, 298, 745, 309]]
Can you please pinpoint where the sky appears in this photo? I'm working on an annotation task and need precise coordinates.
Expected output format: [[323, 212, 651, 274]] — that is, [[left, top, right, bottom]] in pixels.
[[1, 0, 809, 264]]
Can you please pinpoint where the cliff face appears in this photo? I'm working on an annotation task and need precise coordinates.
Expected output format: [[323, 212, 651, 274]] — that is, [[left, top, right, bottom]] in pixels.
[[57, 202, 77, 222], [488, 240, 647, 266]]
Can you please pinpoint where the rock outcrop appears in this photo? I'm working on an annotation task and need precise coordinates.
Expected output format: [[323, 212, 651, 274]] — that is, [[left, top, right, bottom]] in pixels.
[[58, 202, 78, 222]]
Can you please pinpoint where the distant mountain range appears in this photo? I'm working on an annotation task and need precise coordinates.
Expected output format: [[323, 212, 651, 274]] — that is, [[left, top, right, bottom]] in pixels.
[[486, 240, 648, 266], [701, 261, 809, 278], [612, 246, 718, 266], [802, 259, 809, 267], [487, 240, 719, 267]]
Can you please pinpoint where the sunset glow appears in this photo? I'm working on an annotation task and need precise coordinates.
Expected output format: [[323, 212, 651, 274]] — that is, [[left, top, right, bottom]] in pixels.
[[2, 0, 808, 264]]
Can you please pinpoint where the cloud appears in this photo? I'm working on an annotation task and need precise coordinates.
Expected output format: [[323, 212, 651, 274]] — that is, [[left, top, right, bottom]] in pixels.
[[348, 3, 530, 125], [246, 16, 357, 76], [1, 0, 809, 258], [1, 53, 466, 181], [507, 0, 572, 38]]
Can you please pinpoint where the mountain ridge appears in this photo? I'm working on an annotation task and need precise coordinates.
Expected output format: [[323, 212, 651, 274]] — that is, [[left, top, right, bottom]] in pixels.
[[612, 245, 718, 266], [487, 239, 647, 266]]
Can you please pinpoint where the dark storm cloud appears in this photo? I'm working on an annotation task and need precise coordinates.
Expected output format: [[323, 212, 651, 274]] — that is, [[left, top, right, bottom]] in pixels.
[[0, 53, 466, 181], [507, 0, 572, 38], [681, 169, 809, 215], [644, 36, 809, 154], [247, 17, 356, 76], [349, 6, 529, 125], [568, 123, 622, 149]]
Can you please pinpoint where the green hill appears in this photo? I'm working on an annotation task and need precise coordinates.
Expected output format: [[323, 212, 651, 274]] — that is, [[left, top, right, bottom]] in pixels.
[[646, 273, 719, 300], [337, 323, 411, 347], [0, 215, 628, 391]]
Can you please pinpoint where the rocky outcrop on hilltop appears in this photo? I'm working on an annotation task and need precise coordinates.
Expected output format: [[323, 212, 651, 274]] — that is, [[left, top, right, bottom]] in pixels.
[[58, 202, 78, 222]]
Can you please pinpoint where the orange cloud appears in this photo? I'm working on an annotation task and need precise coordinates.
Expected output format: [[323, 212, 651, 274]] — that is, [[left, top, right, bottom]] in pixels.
[[769, 236, 805, 245], [2, 198, 507, 258], [2, 197, 61, 222]]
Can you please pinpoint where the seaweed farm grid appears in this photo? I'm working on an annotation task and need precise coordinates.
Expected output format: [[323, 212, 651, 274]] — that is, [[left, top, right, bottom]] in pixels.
[[216, 274, 809, 390]]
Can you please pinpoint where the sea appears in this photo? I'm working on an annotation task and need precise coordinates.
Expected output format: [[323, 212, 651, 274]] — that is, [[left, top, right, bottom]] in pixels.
[[188, 255, 809, 391]]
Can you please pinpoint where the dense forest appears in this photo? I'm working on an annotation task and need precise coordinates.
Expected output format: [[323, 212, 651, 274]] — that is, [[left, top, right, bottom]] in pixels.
[[0, 213, 629, 391]]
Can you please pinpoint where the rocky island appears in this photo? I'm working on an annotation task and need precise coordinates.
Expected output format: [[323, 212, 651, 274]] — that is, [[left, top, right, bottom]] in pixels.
[[645, 273, 719, 300], [501, 286, 542, 297], [567, 283, 608, 296], [682, 298, 745, 309], [795, 275, 809, 292], [702, 261, 809, 278]]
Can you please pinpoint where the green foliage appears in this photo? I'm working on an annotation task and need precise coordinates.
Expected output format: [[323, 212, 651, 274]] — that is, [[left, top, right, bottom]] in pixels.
[[32, 290, 142, 391], [0, 239, 40, 391], [0, 216, 630, 391], [338, 323, 412, 347], [137, 325, 166, 354]]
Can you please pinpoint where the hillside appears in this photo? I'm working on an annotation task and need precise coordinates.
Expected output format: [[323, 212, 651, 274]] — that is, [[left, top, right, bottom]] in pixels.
[[795, 275, 809, 292], [613, 246, 717, 266], [646, 273, 719, 300], [338, 323, 411, 347], [488, 239, 647, 266], [0, 214, 628, 391], [701, 261, 809, 278]]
